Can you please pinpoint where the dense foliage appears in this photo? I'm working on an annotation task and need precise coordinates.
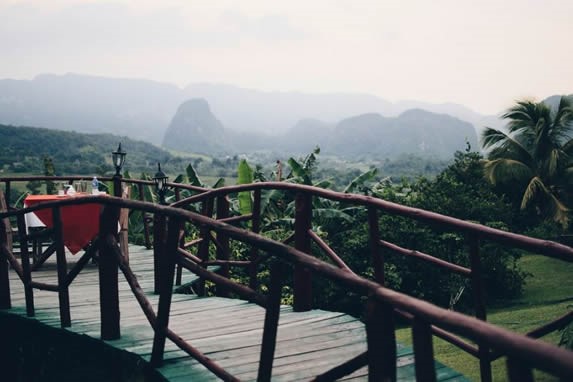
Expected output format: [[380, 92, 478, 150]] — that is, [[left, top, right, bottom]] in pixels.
[[314, 151, 526, 315], [482, 97, 573, 227]]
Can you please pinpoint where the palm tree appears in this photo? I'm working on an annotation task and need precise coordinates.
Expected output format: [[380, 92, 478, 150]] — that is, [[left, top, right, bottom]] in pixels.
[[481, 96, 573, 227]]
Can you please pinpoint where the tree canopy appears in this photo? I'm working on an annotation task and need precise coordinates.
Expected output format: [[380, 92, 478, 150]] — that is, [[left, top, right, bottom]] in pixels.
[[481, 97, 573, 227]]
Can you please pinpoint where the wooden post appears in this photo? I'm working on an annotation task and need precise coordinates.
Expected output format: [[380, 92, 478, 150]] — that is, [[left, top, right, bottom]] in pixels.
[[293, 192, 312, 312], [138, 183, 152, 249], [53, 207, 71, 328], [257, 261, 284, 382], [153, 213, 166, 295], [412, 317, 436, 382], [215, 196, 230, 297], [16, 214, 34, 317], [4, 181, 10, 209], [119, 186, 130, 264], [365, 297, 396, 381], [151, 217, 182, 367], [468, 234, 492, 382], [0, 218, 11, 309], [196, 198, 214, 296], [249, 189, 261, 290], [113, 174, 122, 198], [98, 204, 121, 340], [368, 207, 384, 285], [174, 188, 183, 286]]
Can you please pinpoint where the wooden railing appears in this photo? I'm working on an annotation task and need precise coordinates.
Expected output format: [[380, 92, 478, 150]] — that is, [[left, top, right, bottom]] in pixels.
[[1, 178, 573, 381]]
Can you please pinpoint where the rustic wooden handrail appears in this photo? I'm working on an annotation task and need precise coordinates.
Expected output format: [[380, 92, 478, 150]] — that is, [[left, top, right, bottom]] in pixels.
[[168, 181, 573, 261], [1, 188, 573, 380]]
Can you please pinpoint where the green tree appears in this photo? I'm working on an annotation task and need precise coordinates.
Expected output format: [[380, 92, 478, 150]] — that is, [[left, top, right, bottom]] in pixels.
[[481, 97, 573, 227]]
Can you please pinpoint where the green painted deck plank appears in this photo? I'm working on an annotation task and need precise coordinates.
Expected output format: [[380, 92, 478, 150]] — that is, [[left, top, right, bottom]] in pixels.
[[2, 244, 467, 381]]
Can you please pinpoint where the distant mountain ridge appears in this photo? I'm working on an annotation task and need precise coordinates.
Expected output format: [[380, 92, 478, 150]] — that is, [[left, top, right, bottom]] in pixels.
[[162, 98, 478, 158], [0, 73, 186, 143], [0, 73, 500, 146]]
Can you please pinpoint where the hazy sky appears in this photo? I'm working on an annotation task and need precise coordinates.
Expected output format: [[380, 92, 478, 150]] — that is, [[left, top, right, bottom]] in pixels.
[[1, 0, 572, 114]]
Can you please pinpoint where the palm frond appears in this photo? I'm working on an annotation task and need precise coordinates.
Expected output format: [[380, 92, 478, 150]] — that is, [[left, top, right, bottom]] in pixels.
[[482, 127, 532, 165], [562, 165, 573, 185], [521, 177, 570, 227], [562, 139, 573, 157], [521, 177, 545, 210], [502, 100, 547, 136], [547, 148, 562, 178], [552, 96, 573, 143], [483, 158, 532, 185]]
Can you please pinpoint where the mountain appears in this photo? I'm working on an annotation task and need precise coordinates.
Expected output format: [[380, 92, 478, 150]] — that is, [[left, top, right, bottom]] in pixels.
[[162, 99, 227, 154], [162, 98, 477, 159], [184, 83, 396, 134], [282, 119, 334, 153], [325, 109, 477, 158], [0, 73, 506, 147], [0, 73, 186, 143]]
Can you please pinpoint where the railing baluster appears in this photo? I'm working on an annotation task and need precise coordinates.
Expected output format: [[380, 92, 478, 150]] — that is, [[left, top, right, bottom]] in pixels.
[[368, 207, 385, 285], [294, 192, 312, 312], [16, 214, 34, 317], [151, 217, 183, 367], [53, 207, 71, 327], [153, 213, 166, 294], [0, 219, 11, 309], [196, 197, 214, 296], [5, 181, 10, 208], [98, 204, 121, 340], [468, 234, 492, 382], [412, 317, 436, 382], [249, 189, 261, 290], [215, 196, 230, 297], [138, 183, 152, 249], [366, 296, 396, 381], [257, 261, 284, 382]]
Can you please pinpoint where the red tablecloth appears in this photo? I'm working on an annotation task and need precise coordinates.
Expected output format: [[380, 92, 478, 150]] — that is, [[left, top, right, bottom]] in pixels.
[[24, 194, 102, 254]]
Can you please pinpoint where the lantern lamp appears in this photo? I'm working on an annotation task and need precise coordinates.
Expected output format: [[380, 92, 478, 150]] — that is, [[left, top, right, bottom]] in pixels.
[[153, 162, 168, 204], [112, 143, 126, 176]]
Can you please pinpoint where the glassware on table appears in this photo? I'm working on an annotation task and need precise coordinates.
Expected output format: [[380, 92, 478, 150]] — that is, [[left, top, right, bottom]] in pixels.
[[73, 181, 88, 194]]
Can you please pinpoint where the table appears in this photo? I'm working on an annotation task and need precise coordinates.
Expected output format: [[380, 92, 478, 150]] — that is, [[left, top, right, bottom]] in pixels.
[[24, 194, 102, 255]]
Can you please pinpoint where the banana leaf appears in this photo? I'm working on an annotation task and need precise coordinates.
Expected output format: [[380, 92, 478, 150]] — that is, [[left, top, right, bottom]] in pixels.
[[186, 164, 204, 187], [237, 159, 253, 215]]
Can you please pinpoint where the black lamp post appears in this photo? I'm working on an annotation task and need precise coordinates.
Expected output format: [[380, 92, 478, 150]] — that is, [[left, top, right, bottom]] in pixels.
[[153, 162, 168, 204], [112, 143, 126, 198]]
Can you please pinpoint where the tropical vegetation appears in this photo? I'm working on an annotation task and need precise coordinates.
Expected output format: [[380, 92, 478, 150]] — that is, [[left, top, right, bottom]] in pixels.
[[482, 96, 573, 227]]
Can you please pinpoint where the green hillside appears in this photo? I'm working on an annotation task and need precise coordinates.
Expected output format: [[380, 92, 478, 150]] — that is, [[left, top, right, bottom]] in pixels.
[[0, 124, 174, 176]]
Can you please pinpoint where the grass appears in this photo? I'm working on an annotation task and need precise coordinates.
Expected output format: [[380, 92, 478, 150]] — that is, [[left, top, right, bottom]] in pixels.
[[396, 254, 573, 381]]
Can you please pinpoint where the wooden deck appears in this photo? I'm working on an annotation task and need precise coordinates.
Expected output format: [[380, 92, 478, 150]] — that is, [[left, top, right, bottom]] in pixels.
[[3, 244, 468, 381]]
